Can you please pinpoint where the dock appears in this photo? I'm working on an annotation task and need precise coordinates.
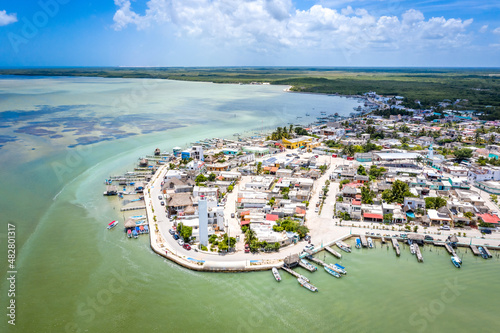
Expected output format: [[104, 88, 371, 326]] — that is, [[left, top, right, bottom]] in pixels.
[[381, 237, 386, 244], [483, 246, 492, 258], [325, 246, 342, 259], [359, 235, 368, 247], [120, 206, 146, 211], [304, 256, 328, 267], [415, 245, 424, 262], [470, 245, 480, 256], [444, 243, 455, 255], [391, 238, 401, 256], [281, 266, 310, 282]]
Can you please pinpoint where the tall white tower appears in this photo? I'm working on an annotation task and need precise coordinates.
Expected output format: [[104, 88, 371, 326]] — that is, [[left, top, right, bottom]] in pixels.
[[428, 143, 434, 160], [198, 196, 209, 246]]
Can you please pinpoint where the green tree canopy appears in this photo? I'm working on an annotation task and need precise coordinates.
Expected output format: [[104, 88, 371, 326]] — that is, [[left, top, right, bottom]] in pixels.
[[425, 197, 447, 209], [453, 148, 472, 161], [382, 180, 413, 204]]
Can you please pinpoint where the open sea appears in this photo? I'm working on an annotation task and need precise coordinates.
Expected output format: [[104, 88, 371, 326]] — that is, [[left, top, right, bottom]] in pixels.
[[1, 76, 498, 333]]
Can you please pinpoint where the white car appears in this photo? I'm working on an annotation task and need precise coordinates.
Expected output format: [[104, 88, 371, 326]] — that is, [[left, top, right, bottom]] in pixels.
[[178, 239, 184, 246]]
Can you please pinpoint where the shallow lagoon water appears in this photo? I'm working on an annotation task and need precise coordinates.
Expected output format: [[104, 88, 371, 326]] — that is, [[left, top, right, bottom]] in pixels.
[[1, 76, 498, 333]]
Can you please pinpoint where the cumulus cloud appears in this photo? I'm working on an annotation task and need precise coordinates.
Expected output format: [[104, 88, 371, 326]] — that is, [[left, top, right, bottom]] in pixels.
[[479, 25, 488, 33], [0, 10, 17, 26], [493, 27, 500, 35], [111, 1, 474, 53]]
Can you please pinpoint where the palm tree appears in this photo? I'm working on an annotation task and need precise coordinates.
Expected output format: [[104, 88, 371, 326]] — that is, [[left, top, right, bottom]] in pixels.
[[416, 155, 423, 167], [244, 229, 256, 245]]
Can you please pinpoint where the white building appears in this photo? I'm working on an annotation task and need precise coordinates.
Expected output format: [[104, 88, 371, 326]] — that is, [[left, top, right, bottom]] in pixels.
[[198, 196, 209, 246]]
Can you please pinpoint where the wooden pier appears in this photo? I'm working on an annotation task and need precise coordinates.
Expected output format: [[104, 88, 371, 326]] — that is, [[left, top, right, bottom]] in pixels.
[[391, 238, 401, 256], [470, 245, 480, 256], [305, 256, 328, 267], [415, 245, 424, 262], [325, 246, 342, 259], [359, 235, 368, 247], [281, 266, 310, 282], [444, 243, 455, 255], [483, 246, 492, 258], [120, 206, 146, 211]]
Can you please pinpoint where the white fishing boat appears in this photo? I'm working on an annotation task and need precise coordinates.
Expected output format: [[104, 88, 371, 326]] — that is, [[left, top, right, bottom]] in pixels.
[[297, 277, 318, 292], [451, 256, 461, 268], [336, 241, 351, 253], [324, 265, 341, 278], [367, 237, 374, 248], [272, 267, 281, 282]]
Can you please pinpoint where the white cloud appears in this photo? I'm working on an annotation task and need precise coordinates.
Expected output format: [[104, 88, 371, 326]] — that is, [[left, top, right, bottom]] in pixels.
[[0, 10, 17, 26], [479, 25, 488, 33], [493, 27, 500, 35], [111, 1, 474, 54]]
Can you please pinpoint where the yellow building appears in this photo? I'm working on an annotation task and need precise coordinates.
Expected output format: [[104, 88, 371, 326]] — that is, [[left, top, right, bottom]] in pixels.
[[282, 136, 320, 150]]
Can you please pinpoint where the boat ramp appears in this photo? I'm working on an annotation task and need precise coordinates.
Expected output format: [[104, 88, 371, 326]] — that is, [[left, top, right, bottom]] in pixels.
[[359, 235, 368, 247], [391, 238, 401, 256], [281, 266, 310, 282], [470, 245, 481, 256], [325, 246, 342, 259], [415, 244, 424, 262]]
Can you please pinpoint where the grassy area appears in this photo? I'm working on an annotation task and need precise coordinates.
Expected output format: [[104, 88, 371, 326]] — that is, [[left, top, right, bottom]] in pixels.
[[2, 67, 500, 118]]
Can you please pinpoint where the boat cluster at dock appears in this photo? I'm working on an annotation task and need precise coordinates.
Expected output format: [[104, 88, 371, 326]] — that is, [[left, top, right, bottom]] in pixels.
[[106, 215, 149, 239]]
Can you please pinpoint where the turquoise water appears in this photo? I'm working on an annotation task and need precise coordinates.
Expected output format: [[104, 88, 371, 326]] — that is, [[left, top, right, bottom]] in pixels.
[[1, 77, 498, 333]]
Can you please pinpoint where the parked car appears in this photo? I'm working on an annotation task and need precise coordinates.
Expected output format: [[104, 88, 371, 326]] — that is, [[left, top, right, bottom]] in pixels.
[[315, 207, 319, 213], [158, 195, 163, 200], [173, 234, 180, 240], [244, 244, 250, 253], [304, 235, 311, 241], [183, 243, 191, 250], [440, 225, 451, 230], [169, 229, 175, 235], [424, 235, 434, 241], [178, 239, 184, 246], [160, 201, 165, 206], [231, 213, 235, 218], [304, 244, 314, 251]]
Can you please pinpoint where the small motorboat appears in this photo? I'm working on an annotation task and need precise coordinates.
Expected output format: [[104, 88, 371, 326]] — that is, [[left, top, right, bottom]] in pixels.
[[451, 256, 461, 268], [324, 265, 341, 278], [367, 237, 374, 248], [272, 267, 281, 282], [107, 220, 118, 229], [355, 238, 362, 249], [135, 226, 141, 235], [297, 277, 318, 292], [132, 229, 138, 239], [300, 259, 317, 272], [127, 229, 132, 238], [139, 225, 145, 234], [144, 225, 149, 234]]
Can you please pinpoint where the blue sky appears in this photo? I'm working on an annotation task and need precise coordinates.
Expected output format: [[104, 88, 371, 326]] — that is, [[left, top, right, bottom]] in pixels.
[[0, 0, 499, 67]]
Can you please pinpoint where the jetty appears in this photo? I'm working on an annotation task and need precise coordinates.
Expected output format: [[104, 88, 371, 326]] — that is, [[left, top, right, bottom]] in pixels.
[[470, 245, 481, 256], [281, 266, 310, 282], [305, 256, 328, 267], [415, 245, 424, 262], [483, 246, 492, 258], [381, 236, 386, 244], [325, 246, 342, 259], [359, 235, 368, 247], [391, 238, 401, 256], [435, 242, 457, 256], [120, 205, 146, 211]]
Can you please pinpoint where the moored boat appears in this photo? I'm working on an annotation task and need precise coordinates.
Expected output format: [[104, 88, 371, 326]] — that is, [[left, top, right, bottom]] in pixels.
[[300, 259, 317, 272], [107, 220, 118, 229], [139, 225, 145, 234], [144, 225, 149, 234], [451, 256, 461, 268], [127, 229, 132, 238], [324, 265, 341, 278], [478, 246, 489, 259], [355, 238, 361, 249], [336, 241, 351, 253], [410, 243, 417, 255], [297, 277, 318, 292], [367, 237, 374, 248], [453, 254, 462, 265], [132, 229, 138, 239], [272, 267, 281, 282]]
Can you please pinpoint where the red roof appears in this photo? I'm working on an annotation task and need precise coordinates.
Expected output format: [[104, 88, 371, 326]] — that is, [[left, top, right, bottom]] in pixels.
[[363, 213, 383, 219], [266, 214, 279, 221], [295, 207, 306, 215], [240, 210, 250, 216], [240, 220, 250, 226], [352, 199, 361, 206], [477, 213, 500, 224]]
